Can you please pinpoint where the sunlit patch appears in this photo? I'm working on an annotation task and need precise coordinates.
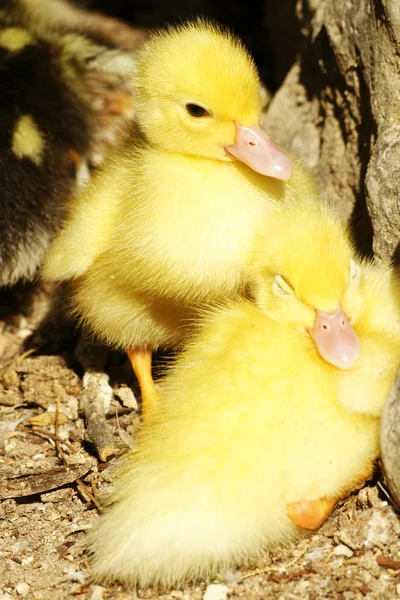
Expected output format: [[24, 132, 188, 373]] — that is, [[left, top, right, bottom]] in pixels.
[[0, 27, 33, 52], [12, 115, 45, 165]]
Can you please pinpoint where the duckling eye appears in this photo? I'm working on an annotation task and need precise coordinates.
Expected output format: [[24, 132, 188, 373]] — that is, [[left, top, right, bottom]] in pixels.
[[272, 275, 294, 297], [185, 103, 210, 118]]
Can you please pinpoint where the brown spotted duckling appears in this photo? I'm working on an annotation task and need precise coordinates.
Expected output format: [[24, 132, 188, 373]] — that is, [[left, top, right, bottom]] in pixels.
[[0, 0, 143, 286]]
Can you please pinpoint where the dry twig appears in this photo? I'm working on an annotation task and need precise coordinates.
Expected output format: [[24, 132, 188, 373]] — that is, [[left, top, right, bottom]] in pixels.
[[54, 395, 67, 464], [238, 552, 304, 582], [19, 426, 77, 454], [0, 462, 94, 499], [82, 384, 119, 462], [0, 347, 36, 377], [76, 478, 103, 513]]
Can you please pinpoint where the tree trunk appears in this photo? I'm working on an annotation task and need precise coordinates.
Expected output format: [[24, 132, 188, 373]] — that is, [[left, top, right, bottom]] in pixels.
[[263, 0, 400, 504], [264, 0, 400, 260]]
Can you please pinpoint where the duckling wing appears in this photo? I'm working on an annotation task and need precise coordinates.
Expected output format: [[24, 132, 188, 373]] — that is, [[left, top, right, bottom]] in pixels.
[[42, 153, 131, 281], [338, 264, 400, 416]]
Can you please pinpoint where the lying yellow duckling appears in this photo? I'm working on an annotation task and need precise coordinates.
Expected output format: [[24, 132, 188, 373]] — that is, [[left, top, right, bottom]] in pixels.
[[89, 197, 400, 587]]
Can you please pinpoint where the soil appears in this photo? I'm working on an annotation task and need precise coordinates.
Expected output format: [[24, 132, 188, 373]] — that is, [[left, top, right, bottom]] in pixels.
[[1, 284, 400, 600]]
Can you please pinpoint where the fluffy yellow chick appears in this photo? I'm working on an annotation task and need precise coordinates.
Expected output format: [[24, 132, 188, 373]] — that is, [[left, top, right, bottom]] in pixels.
[[249, 198, 361, 371], [89, 198, 400, 588], [42, 20, 313, 416]]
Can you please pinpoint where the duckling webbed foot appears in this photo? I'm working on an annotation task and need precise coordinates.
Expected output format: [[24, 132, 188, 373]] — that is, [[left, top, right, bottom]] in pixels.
[[287, 497, 339, 531], [127, 345, 160, 421]]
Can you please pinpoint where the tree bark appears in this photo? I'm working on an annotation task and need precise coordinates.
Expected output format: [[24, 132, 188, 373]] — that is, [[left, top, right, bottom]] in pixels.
[[263, 0, 400, 504], [264, 0, 400, 260]]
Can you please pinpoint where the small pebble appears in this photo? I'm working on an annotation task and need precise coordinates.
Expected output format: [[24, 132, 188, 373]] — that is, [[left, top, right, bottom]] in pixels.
[[90, 587, 106, 600], [365, 512, 391, 548], [333, 544, 353, 558], [337, 531, 358, 551], [203, 584, 229, 600], [15, 582, 30, 596], [115, 385, 138, 410], [82, 371, 113, 413], [17, 328, 33, 340], [63, 569, 87, 584], [295, 580, 310, 591], [397, 583, 400, 596], [306, 547, 328, 561], [0, 593, 13, 600]]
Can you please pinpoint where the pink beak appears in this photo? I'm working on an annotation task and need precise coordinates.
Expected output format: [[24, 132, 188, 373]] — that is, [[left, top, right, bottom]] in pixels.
[[224, 123, 293, 181], [308, 305, 360, 370]]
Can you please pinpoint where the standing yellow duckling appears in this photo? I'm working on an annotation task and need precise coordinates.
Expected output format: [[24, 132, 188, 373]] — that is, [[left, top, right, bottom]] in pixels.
[[42, 20, 313, 417], [89, 197, 400, 588]]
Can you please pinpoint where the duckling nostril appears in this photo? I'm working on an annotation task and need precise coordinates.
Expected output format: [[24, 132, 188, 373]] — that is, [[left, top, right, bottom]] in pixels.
[[249, 141, 256, 147]]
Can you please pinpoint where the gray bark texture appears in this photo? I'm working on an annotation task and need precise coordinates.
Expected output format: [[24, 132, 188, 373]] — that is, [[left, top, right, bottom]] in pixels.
[[381, 368, 400, 510], [263, 0, 400, 505], [264, 0, 400, 260]]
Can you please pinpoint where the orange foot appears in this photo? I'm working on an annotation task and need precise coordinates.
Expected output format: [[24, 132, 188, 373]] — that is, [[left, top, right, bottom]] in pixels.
[[127, 345, 160, 422], [287, 497, 340, 531]]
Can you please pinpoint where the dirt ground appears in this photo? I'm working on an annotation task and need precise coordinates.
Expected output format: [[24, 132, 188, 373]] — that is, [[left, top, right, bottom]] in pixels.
[[1, 285, 400, 600]]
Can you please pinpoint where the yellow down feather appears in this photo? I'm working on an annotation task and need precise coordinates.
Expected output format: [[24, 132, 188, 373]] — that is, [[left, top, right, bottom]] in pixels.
[[42, 20, 315, 352], [89, 198, 400, 587]]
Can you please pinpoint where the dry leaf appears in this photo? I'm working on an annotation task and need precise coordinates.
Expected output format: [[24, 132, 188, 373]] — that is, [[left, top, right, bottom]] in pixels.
[[27, 411, 69, 426]]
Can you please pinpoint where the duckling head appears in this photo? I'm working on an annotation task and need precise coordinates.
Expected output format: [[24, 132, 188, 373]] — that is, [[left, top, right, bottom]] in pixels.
[[134, 20, 292, 180], [253, 199, 361, 369]]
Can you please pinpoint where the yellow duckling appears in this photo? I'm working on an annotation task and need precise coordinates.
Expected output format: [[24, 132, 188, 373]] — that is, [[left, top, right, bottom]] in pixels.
[[248, 198, 362, 371], [0, 2, 138, 287], [89, 197, 400, 588], [42, 19, 314, 417]]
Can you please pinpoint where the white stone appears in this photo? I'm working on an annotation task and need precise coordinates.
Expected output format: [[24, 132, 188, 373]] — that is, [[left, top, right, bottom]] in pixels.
[[203, 584, 229, 600], [306, 547, 329, 561], [295, 580, 310, 591], [82, 371, 113, 414], [115, 386, 138, 410], [16, 583, 30, 596], [90, 586, 106, 600], [17, 328, 33, 340], [333, 544, 353, 558], [364, 511, 391, 548], [63, 568, 87, 584]]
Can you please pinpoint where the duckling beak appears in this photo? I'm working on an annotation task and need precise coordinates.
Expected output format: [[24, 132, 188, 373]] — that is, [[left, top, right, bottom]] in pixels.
[[224, 123, 293, 181], [308, 305, 360, 370]]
